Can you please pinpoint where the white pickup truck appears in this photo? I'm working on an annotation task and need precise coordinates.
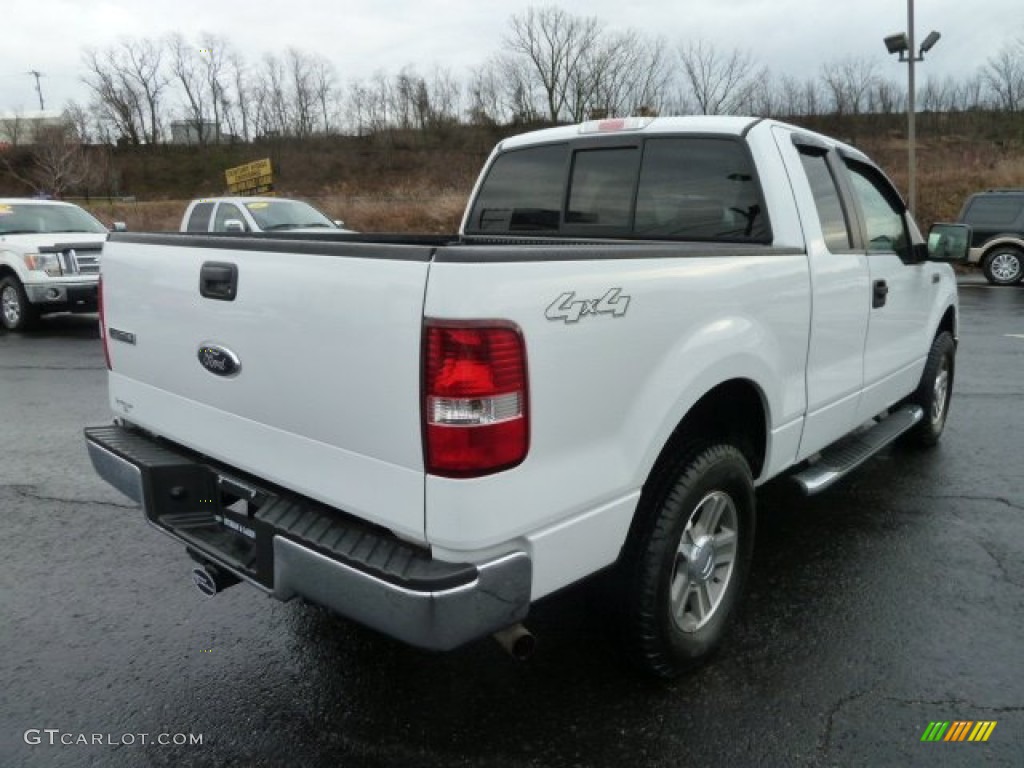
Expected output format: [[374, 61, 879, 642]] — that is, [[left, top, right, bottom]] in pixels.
[[180, 196, 352, 234], [0, 199, 114, 331], [86, 117, 969, 677]]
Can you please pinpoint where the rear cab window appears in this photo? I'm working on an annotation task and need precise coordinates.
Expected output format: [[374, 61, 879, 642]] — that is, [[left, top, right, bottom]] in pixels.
[[465, 135, 771, 243]]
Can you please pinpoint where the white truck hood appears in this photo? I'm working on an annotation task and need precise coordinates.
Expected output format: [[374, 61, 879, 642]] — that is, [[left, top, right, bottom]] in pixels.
[[0, 232, 108, 253]]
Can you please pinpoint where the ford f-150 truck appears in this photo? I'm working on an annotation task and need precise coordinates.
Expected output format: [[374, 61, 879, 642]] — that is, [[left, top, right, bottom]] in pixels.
[[0, 199, 116, 331], [180, 196, 353, 234], [85, 117, 969, 677]]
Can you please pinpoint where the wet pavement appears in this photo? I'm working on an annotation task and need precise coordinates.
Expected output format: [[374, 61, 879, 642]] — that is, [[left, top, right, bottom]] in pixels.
[[1, 275, 1021, 767]]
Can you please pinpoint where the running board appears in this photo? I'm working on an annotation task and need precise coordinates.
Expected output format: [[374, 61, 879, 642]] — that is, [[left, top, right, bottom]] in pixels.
[[791, 405, 924, 495]]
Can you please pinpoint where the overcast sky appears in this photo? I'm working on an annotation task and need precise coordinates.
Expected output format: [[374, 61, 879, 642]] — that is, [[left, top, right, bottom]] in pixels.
[[1, 0, 1019, 114]]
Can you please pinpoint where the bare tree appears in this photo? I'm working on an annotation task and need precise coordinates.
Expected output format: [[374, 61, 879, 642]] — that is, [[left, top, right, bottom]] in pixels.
[[286, 48, 317, 137], [309, 54, 339, 134], [582, 31, 671, 119], [226, 51, 251, 141], [920, 76, 952, 113], [198, 34, 232, 142], [82, 46, 146, 145], [867, 78, 903, 115], [1, 124, 94, 197], [503, 5, 603, 122], [257, 53, 292, 136], [497, 54, 542, 123], [954, 74, 988, 111], [678, 40, 763, 115], [121, 38, 167, 143], [984, 39, 1024, 111], [63, 101, 93, 144], [821, 57, 878, 116], [466, 61, 505, 125], [168, 33, 209, 143]]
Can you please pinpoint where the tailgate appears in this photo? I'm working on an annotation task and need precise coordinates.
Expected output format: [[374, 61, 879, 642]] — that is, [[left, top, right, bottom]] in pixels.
[[101, 233, 431, 543]]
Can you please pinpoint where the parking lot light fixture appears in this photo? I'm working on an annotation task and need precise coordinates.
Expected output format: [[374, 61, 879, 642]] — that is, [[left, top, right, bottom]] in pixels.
[[883, 0, 941, 214]]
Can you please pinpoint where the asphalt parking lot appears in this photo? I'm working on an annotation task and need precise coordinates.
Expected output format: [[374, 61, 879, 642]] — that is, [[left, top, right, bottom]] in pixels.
[[1, 274, 1021, 768]]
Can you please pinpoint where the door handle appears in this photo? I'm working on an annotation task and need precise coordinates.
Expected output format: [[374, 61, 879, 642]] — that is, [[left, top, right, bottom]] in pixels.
[[199, 262, 238, 301], [872, 279, 888, 309]]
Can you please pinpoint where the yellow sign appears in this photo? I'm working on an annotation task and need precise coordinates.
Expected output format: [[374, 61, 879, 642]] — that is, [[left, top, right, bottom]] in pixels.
[[225, 158, 273, 195]]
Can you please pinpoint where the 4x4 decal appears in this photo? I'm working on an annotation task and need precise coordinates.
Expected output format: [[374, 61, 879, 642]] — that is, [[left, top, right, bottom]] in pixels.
[[546, 288, 630, 323]]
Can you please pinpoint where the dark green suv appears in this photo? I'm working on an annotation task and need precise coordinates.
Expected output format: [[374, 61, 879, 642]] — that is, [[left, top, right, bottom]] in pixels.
[[957, 189, 1024, 285]]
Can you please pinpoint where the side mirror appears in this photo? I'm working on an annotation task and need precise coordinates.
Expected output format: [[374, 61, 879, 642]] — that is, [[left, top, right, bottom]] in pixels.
[[224, 219, 245, 233], [112, 221, 127, 232], [333, 219, 345, 228], [927, 223, 971, 262]]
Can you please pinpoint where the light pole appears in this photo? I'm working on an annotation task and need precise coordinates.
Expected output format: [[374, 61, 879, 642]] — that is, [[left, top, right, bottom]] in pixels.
[[884, 0, 941, 214]]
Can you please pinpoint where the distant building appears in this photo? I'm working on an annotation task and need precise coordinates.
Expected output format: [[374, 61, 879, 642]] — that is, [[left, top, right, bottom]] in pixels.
[[170, 120, 222, 145], [0, 110, 69, 146]]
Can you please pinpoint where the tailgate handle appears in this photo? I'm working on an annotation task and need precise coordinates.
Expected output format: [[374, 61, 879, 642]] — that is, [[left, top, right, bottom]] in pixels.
[[200, 262, 238, 301]]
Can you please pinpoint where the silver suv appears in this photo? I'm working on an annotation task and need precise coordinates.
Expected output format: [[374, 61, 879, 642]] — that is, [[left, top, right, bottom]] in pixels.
[[957, 189, 1024, 285]]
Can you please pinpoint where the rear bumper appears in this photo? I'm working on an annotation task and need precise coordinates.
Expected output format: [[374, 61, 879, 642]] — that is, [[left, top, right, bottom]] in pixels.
[[84, 424, 531, 651]]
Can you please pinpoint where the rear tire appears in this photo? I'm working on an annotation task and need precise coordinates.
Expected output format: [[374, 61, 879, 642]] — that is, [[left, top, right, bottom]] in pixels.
[[981, 247, 1023, 285], [0, 276, 37, 331], [903, 332, 955, 448], [617, 443, 755, 679]]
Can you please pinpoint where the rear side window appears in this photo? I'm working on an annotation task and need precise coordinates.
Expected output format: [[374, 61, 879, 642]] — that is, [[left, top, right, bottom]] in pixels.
[[186, 202, 214, 232], [962, 197, 1023, 227], [467, 144, 567, 233], [465, 136, 770, 242], [798, 150, 852, 251]]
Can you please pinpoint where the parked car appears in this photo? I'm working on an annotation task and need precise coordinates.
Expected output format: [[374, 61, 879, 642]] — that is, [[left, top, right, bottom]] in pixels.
[[88, 116, 968, 677], [180, 197, 353, 234], [0, 199, 121, 331], [957, 188, 1024, 284]]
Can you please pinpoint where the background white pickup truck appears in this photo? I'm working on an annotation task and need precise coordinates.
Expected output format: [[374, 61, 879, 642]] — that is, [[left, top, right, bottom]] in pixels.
[[180, 196, 352, 234], [86, 116, 969, 677], [0, 199, 114, 331]]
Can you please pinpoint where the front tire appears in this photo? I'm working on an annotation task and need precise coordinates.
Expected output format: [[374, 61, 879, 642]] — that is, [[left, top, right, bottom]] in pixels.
[[0, 276, 37, 331], [981, 247, 1023, 285], [903, 331, 955, 448], [618, 443, 755, 679]]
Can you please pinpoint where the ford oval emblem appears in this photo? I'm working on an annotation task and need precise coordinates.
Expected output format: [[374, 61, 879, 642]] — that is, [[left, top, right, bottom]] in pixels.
[[198, 343, 241, 377]]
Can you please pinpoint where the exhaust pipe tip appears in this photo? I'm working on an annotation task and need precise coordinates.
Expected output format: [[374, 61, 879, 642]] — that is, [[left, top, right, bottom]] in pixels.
[[492, 623, 536, 661], [191, 563, 240, 596]]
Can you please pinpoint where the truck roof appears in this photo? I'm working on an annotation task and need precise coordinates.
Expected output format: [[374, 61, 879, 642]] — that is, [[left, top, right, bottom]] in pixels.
[[496, 116, 866, 162], [0, 198, 84, 207]]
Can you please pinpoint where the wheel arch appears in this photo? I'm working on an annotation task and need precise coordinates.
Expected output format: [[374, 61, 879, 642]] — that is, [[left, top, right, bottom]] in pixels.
[[646, 378, 769, 489], [979, 235, 1024, 259], [936, 304, 957, 344]]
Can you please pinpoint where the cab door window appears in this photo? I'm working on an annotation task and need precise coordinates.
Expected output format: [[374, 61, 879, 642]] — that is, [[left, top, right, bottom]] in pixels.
[[845, 161, 910, 260], [213, 203, 248, 232]]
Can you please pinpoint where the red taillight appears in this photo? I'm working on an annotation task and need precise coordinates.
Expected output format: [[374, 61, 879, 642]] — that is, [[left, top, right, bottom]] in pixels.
[[98, 275, 111, 370], [424, 321, 529, 478]]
